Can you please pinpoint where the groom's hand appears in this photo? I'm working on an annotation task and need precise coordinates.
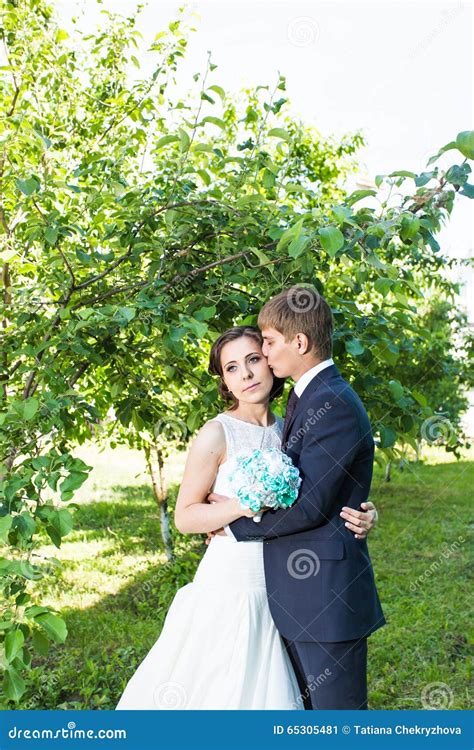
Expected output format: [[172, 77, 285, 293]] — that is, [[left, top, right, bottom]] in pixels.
[[206, 493, 231, 545], [207, 492, 229, 504], [205, 528, 226, 545], [340, 501, 378, 540]]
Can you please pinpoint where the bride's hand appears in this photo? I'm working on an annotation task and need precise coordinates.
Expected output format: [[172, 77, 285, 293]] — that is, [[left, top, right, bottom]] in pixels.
[[208, 492, 259, 517], [233, 498, 261, 518]]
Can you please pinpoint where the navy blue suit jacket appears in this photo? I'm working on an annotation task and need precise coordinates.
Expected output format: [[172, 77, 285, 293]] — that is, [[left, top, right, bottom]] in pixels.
[[229, 364, 386, 643]]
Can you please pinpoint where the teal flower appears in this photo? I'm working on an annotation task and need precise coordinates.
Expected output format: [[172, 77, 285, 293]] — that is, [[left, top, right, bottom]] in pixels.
[[227, 448, 301, 515]]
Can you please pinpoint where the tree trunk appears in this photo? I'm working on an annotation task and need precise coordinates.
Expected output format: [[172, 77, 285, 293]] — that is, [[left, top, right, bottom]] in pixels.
[[145, 444, 174, 562], [384, 460, 392, 483]]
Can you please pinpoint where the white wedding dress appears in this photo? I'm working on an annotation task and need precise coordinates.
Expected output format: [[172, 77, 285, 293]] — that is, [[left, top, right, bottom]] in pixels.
[[116, 412, 301, 710]]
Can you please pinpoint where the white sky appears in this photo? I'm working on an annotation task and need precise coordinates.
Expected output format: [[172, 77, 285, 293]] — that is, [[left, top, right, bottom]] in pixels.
[[56, 0, 473, 317]]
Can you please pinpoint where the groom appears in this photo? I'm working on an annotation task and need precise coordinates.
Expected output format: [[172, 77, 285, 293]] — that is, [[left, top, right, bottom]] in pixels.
[[209, 286, 385, 710]]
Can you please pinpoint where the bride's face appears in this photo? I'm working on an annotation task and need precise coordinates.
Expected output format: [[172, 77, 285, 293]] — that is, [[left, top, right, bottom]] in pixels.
[[220, 336, 274, 404]]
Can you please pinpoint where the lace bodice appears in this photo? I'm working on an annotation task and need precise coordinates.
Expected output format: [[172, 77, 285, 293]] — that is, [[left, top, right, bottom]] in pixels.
[[209, 412, 284, 499]]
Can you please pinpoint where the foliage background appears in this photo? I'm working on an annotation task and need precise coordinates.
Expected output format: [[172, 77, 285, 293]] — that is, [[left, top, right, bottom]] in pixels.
[[0, 0, 472, 708]]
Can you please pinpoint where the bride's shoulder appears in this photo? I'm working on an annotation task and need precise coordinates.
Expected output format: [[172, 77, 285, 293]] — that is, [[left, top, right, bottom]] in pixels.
[[193, 417, 226, 451]]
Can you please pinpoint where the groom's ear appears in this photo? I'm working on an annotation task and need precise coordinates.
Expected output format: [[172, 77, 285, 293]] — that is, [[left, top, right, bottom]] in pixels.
[[295, 333, 311, 355]]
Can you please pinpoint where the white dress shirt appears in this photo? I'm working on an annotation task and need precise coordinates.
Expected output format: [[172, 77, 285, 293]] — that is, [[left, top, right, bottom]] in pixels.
[[293, 358, 334, 397], [223, 358, 334, 539]]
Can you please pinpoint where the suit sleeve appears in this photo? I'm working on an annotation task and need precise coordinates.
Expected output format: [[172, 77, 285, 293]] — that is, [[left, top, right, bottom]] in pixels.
[[228, 395, 363, 541]]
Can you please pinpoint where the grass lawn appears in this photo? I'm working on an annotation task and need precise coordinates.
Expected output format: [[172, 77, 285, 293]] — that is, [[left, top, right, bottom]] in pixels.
[[20, 442, 473, 710]]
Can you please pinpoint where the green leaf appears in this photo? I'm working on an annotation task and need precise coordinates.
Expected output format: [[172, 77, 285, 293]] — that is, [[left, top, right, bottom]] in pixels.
[[13, 512, 37, 540], [35, 612, 68, 643], [249, 248, 271, 266], [186, 318, 208, 338], [117, 307, 136, 323], [374, 345, 399, 366], [366, 251, 389, 270], [59, 472, 88, 500], [267, 128, 290, 142], [47, 509, 74, 546], [379, 425, 396, 449], [44, 226, 58, 245], [460, 182, 474, 198], [32, 629, 50, 656], [25, 605, 51, 618], [400, 215, 420, 241], [262, 169, 275, 188], [55, 28, 69, 42], [192, 143, 214, 153], [412, 389, 428, 406], [414, 171, 436, 187], [197, 169, 210, 185], [0, 515, 13, 543], [288, 233, 309, 258], [3, 667, 26, 703], [345, 338, 365, 356], [23, 397, 39, 420], [455, 130, 474, 160], [445, 163, 470, 187], [388, 379, 404, 401], [75, 248, 93, 265], [208, 84, 225, 101], [193, 305, 216, 321], [201, 116, 226, 129], [374, 277, 394, 297], [178, 127, 190, 152], [276, 219, 304, 252], [319, 226, 344, 257], [155, 134, 179, 149], [389, 170, 416, 179], [186, 410, 200, 432], [16, 177, 40, 196], [427, 141, 457, 166], [345, 189, 376, 205], [331, 205, 357, 226], [4, 629, 24, 662]]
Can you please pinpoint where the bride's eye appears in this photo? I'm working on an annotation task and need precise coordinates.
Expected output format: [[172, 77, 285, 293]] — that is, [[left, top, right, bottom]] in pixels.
[[249, 356, 260, 363]]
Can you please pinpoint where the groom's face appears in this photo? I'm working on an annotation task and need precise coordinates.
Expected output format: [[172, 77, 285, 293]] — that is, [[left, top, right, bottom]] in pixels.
[[261, 327, 300, 379]]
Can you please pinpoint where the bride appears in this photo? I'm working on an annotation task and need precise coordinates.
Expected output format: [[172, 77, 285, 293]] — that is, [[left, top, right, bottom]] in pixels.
[[116, 325, 375, 710]]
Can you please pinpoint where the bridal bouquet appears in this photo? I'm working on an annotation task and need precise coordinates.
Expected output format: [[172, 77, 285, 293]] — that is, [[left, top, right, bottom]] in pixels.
[[227, 448, 302, 522]]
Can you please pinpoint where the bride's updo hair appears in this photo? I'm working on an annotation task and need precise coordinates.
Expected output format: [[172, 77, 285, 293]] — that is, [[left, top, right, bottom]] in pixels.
[[208, 325, 285, 411]]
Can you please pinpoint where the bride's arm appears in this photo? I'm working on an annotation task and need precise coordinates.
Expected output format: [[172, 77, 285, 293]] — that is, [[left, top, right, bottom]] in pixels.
[[174, 421, 257, 534]]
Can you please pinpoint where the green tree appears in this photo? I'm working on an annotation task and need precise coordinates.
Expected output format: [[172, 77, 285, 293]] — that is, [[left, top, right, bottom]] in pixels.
[[1, 0, 473, 704]]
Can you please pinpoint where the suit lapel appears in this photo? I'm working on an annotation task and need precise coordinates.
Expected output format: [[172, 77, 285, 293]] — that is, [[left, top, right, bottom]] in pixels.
[[282, 364, 340, 448]]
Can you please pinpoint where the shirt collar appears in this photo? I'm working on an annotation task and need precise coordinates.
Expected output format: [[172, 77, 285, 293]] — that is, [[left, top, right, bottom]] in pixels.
[[293, 358, 334, 398]]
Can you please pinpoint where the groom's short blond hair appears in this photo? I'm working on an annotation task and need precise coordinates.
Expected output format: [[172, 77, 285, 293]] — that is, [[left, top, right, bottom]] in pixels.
[[258, 285, 333, 360]]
